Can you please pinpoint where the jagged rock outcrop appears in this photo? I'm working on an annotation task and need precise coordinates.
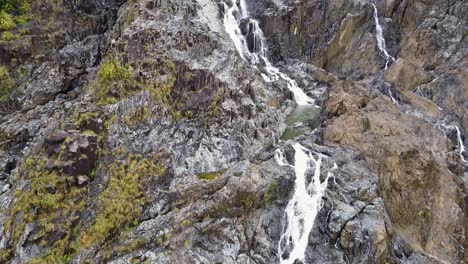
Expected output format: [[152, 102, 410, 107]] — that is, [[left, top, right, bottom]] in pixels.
[[0, 0, 466, 263]]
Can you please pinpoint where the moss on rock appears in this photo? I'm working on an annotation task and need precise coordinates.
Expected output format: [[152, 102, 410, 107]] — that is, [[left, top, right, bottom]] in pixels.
[[0, 66, 14, 102], [75, 155, 165, 250]]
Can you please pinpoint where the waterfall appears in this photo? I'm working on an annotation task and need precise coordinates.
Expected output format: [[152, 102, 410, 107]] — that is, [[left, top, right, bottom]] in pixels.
[[371, 4, 394, 71], [453, 125, 467, 165], [220, 1, 336, 262], [222, 1, 249, 62], [239, 0, 248, 18], [276, 144, 336, 264], [372, 3, 398, 105], [443, 125, 467, 165], [221, 0, 315, 106]]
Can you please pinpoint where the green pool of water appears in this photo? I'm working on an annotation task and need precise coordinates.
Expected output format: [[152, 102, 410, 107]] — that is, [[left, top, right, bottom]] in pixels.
[[281, 106, 321, 140]]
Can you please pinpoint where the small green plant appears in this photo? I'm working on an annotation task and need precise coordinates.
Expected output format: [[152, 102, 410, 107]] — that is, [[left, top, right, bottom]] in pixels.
[[124, 106, 150, 127], [76, 155, 165, 250], [73, 111, 99, 129], [3, 154, 90, 264], [0, 66, 14, 102], [0, 0, 30, 30], [2, 30, 15, 41], [197, 169, 226, 181], [89, 56, 136, 105], [180, 219, 192, 227], [0, 10, 14, 30]]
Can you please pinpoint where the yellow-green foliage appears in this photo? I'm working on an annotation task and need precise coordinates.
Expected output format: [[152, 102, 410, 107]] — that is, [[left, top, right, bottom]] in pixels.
[[203, 190, 258, 220], [2, 154, 89, 263], [114, 239, 146, 257], [197, 169, 226, 181], [0, 0, 30, 30], [89, 56, 183, 121], [1, 30, 14, 41], [2, 151, 165, 263], [90, 56, 136, 105], [73, 111, 99, 129], [144, 59, 184, 121], [124, 106, 150, 127], [0, 10, 14, 30], [263, 180, 280, 206], [76, 155, 164, 250], [0, 66, 14, 102], [147, 59, 176, 106], [180, 219, 192, 227]]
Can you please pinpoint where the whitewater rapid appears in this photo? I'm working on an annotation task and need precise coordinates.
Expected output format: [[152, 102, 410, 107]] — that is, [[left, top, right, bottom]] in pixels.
[[275, 147, 336, 264], [443, 125, 468, 165], [220, 2, 336, 262], [222, 0, 315, 106], [372, 4, 399, 105], [372, 4, 394, 71]]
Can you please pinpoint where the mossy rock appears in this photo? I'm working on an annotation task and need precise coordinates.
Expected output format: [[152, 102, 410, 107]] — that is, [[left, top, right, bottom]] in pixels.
[[0, 66, 14, 102], [197, 169, 226, 181]]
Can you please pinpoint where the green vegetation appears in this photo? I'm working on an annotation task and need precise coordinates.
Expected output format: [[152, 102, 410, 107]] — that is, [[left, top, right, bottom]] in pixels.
[[197, 169, 226, 181], [204, 190, 258, 220], [0, 0, 30, 42], [207, 87, 225, 118], [89, 55, 225, 123], [90, 56, 137, 105], [2, 154, 89, 263], [263, 180, 280, 206], [180, 219, 192, 227], [0, 10, 14, 30], [89, 56, 177, 109], [0, 66, 14, 102], [76, 155, 165, 250], [114, 239, 146, 257], [124, 106, 151, 127], [1, 30, 15, 41], [73, 111, 99, 129], [201, 180, 281, 223], [146, 59, 176, 109], [1, 136, 165, 263]]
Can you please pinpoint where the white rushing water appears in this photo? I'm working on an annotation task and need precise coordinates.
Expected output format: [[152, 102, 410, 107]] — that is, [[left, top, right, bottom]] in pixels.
[[454, 126, 467, 165], [372, 3, 398, 105], [443, 125, 468, 165], [222, 0, 315, 106], [221, 1, 336, 262], [372, 4, 394, 71], [275, 145, 336, 264]]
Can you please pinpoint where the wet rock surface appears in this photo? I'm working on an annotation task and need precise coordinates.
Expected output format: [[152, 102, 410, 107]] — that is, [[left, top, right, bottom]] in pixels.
[[0, 0, 466, 263]]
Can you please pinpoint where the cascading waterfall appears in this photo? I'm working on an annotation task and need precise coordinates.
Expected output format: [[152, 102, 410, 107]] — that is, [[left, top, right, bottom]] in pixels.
[[372, 3, 394, 71], [221, 1, 335, 263], [372, 3, 398, 104], [239, 0, 248, 18], [275, 145, 336, 264], [454, 126, 467, 165], [443, 125, 468, 165], [221, 0, 315, 106]]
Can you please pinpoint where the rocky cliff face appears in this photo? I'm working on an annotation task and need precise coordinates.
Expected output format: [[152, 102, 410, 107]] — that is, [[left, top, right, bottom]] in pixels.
[[0, 0, 466, 263]]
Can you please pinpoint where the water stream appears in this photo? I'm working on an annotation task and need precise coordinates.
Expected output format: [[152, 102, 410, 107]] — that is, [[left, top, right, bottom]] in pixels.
[[222, 0, 315, 106], [372, 4, 394, 71], [275, 146, 336, 264], [372, 4, 398, 104], [220, 1, 336, 263], [372, 5, 465, 164], [443, 125, 468, 165]]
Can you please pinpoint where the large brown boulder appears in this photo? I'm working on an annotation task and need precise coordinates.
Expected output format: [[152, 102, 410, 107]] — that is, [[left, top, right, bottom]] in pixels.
[[384, 58, 432, 91], [322, 80, 465, 263]]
